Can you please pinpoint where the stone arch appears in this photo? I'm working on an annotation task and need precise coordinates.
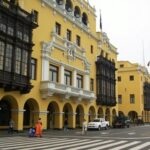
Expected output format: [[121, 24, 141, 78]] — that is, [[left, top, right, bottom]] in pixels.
[[74, 6, 81, 18], [128, 111, 138, 122], [88, 106, 96, 122], [0, 95, 18, 127], [118, 111, 125, 117], [23, 98, 39, 128], [75, 104, 84, 128], [97, 107, 103, 118], [63, 103, 73, 129], [47, 101, 60, 129], [82, 12, 88, 26]]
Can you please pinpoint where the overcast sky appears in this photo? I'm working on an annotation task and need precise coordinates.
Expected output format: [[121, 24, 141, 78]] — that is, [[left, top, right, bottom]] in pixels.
[[89, 0, 150, 72]]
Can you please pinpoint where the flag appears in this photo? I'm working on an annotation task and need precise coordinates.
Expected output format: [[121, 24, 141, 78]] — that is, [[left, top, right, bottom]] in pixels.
[[147, 61, 150, 66], [100, 10, 102, 31]]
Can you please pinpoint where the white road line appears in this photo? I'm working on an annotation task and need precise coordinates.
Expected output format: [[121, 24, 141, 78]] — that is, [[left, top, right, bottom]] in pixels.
[[90, 141, 128, 150], [129, 142, 150, 150], [110, 141, 141, 150], [2, 138, 79, 150], [35, 139, 89, 150], [0, 138, 58, 147], [67, 140, 114, 150], [47, 139, 102, 150]]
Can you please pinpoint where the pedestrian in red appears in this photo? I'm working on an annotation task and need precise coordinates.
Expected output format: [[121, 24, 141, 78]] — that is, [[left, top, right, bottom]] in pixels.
[[35, 118, 42, 137]]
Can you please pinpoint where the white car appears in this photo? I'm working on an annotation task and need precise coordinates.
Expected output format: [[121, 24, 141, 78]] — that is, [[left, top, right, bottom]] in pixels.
[[87, 118, 109, 131]]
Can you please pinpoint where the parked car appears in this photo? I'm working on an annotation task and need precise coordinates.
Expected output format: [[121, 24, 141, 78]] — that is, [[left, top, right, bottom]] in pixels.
[[112, 116, 130, 128], [87, 118, 109, 131]]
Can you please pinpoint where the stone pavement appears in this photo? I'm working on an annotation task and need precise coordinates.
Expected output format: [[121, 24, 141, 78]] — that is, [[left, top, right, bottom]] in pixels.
[[0, 129, 83, 138]]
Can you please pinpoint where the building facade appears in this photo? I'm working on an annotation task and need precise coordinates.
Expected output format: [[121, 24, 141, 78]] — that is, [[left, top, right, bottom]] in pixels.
[[0, 0, 118, 131], [117, 61, 150, 123]]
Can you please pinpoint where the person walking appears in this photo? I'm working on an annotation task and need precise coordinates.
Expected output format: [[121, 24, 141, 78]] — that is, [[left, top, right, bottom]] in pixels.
[[8, 119, 15, 134], [64, 118, 68, 131], [35, 118, 43, 137], [82, 119, 87, 135]]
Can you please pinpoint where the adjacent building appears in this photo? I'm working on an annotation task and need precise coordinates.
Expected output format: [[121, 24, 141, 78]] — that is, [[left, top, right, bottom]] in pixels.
[[117, 61, 150, 123], [0, 0, 118, 131]]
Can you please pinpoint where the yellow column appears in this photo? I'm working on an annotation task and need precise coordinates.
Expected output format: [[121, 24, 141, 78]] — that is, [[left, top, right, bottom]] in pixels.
[[11, 109, 24, 131], [39, 111, 48, 130]]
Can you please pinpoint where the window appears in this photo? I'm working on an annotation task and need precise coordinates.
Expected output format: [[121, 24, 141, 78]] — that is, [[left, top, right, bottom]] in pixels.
[[7, 26, 14, 36], [118, 76, 121, 81], [64, 70, 72, 86], [50, 65, 58, 82], [15, 47, 21, 74], [130, 75, 134, 81], [91, 45, 93, 54], [77, 74, 83, 88], [130, 94, 135, 103], [17, 24, 23, 40], [76, 35, 80, 46], [5, 44, 12, 72], [23, 28, 29, 42], [0, 41, 5, 70], [120, 64, 124, 68], [21, 50, 28, 76], [55, 22, 61, 35], [0, 23, 6, 32], [31, 58, 37, 80], [90, 78, 94, 91], [118, 95, 122, 104], [66, 29, 71, 41]]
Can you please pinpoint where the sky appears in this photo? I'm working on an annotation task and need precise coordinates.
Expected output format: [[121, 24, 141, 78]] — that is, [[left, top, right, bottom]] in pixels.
[[88, 0, 150, 72]]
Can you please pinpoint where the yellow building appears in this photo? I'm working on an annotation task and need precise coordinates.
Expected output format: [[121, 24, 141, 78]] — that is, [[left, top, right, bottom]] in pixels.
[[117, 61, 150, 123], [0, 0, 118, 131]]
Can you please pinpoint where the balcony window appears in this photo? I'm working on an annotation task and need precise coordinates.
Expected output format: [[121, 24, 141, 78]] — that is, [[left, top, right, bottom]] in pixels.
[[64, 70, 72, 86], [21, 50, 28, 76], [50, 65, 58, 82], [0, 41, 5, 70], [15, 47, 21, 74], [0, 23, 6, 32], [65, 0, 73, 12], [5, 44, 12, 72], [77, 74, 83, 88]]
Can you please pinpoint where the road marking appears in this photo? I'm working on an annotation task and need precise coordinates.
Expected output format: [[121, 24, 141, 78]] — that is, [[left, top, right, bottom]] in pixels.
[[67, 140, 114, 150], [129, 142, 150, 150], [2, 138, 80, 150], [128, 132, 136, 135], [110, 141, 141, 150], [90, 141, 127, 150]]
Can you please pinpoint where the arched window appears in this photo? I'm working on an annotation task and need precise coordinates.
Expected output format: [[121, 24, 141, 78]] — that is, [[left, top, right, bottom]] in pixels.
[[74, 6, 81, 18], [65, 0, 73, 12], [56, 0, 63, 5], [82, 12, 88, 26]]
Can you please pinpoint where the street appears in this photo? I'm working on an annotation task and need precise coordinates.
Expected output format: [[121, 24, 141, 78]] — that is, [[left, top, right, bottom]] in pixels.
[[0, 125, 150, 150]]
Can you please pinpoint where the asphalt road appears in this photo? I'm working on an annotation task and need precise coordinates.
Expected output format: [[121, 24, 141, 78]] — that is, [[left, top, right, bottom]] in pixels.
[[1, 125, 150, 150]]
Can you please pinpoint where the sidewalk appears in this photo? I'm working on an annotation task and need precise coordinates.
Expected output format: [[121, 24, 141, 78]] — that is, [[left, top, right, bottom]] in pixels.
[[0, 129, 82, 137]]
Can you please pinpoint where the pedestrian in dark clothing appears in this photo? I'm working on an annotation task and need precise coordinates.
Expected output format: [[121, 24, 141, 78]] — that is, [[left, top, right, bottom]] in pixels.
[[8, 119, 15, 134], [64, 118, 68, 131]]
